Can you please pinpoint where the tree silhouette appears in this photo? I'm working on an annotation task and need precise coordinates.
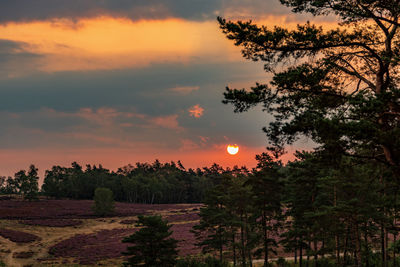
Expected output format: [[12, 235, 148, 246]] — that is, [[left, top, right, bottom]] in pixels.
[[122, 215, 178, 267], [218, 0, 400, 171]]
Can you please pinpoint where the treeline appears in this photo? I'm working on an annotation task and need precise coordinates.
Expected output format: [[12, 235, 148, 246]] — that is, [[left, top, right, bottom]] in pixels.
[[0, 160, 245, 204], [194, 152, 400, 267]]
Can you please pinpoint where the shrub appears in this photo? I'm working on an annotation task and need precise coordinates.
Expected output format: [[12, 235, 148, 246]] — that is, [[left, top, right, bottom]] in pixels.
[[92, 187, 115, 216], [276, 257, 288, 267], [176, 256, 230, 267]]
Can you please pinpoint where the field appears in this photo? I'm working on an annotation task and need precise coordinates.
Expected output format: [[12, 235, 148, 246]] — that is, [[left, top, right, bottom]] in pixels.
[[0, 198, 202, 266]]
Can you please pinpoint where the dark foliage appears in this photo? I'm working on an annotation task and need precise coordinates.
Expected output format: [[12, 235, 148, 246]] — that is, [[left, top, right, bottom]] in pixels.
[[39, 160, 224, 204], [0, 228, 40, 243], [92, 187, 115, 216], [20, 219, 82, 227], [122, 215, 178, 267]]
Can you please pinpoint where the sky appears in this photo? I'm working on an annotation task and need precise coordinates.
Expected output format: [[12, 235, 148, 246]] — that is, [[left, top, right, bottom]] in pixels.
[[0, 0, 332, 178]]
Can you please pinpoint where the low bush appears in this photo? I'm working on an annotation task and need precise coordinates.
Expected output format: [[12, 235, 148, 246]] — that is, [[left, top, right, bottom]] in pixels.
[[21, 219, 82, 227], [92, 187, 115, 216], [13, 251, 34, 259], [176, 256, 230, 267]]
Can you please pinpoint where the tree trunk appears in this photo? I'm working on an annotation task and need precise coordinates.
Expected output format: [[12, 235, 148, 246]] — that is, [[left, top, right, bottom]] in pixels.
[[233, 233, 237, 267], [262, 211, 269, 267], [394, 231, 397, 267], [364, 227, 369, 267], [306, 239, 310, 267], [240, 214, 246, 267], [334, 185, 341, 266], [313, 238, 318, 267], [381, 224, 385, 266], [353, 222, 362, 267], [245, 214, 252, 267], [219, 226, 223, 263], [299, 238, 303, 267], [336, 235, 340, 266], [343, 234, 348, 264]]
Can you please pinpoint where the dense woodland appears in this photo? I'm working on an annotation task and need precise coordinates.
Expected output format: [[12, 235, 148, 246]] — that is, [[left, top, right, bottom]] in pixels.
[[0, 160, 220, 204]]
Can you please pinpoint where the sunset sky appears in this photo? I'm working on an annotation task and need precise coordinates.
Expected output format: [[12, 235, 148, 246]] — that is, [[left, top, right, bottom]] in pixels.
[[0, 0, 329, 177]]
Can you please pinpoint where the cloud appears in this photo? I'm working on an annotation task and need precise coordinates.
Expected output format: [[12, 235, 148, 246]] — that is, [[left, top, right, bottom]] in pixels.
[[0, 39, 43, 78], [188, 104, 204, 118], [0, 107, 185, 149], [0, 61, 266, 114], [199, 136, 209, 143], [0, 0, 305, 24], [150, 114, 183, 131], [0, 18, 249, 74], [0, 0, 221, 24], [170, 85, 200, 95], [180, 139, 200, 151]]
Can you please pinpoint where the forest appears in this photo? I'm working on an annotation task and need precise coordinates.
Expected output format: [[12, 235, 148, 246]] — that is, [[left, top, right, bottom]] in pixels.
[[2, 0, 400, 266], [0, 152, 399, 266]]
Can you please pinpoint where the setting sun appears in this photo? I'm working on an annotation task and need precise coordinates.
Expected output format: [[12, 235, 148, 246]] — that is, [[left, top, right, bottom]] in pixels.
[[227, 144, 239, 155]]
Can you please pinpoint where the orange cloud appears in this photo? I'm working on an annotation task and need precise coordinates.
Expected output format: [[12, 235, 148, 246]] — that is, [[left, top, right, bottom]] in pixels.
[[188, 104, 204, 118], [170, 85, 200, 95], [0, 15, 341, 76], [150, 114, 183, 131], [180, 139, 200, 151], [0, 17, 245, 74]]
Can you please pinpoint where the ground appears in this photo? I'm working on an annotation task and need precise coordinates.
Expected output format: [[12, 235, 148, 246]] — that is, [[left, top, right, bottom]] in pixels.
[[0, 197, 201, 267]]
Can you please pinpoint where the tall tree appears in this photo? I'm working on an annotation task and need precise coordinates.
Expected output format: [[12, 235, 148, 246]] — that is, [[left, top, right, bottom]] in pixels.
[[218, 0, 400, 172], [192, 175, 232, 262], [246, 153, 283, 267], [14, 165, 39, 201]]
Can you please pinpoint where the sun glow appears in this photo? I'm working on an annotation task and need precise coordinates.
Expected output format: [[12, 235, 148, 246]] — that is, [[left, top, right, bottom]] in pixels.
[[227, 144, 239, 155]]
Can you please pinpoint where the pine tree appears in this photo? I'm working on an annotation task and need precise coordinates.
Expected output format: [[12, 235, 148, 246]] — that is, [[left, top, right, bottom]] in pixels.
[[122, 215, 178, 267], [218, 0, 400, 175], [192, 175, 232, 262], [246, 153, 283, 267]]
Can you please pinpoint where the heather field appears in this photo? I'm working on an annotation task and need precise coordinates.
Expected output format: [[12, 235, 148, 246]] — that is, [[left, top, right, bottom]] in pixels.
[[0, 198, 202, 267]]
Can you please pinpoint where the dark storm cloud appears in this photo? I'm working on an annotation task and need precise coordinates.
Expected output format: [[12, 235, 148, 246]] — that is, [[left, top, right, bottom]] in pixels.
[[0, 39, 42, 76], [0, 61, 264, 114], [0, 0, 297, 24], [0, 0, 220, 23], [0, 61, 268, 149]]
